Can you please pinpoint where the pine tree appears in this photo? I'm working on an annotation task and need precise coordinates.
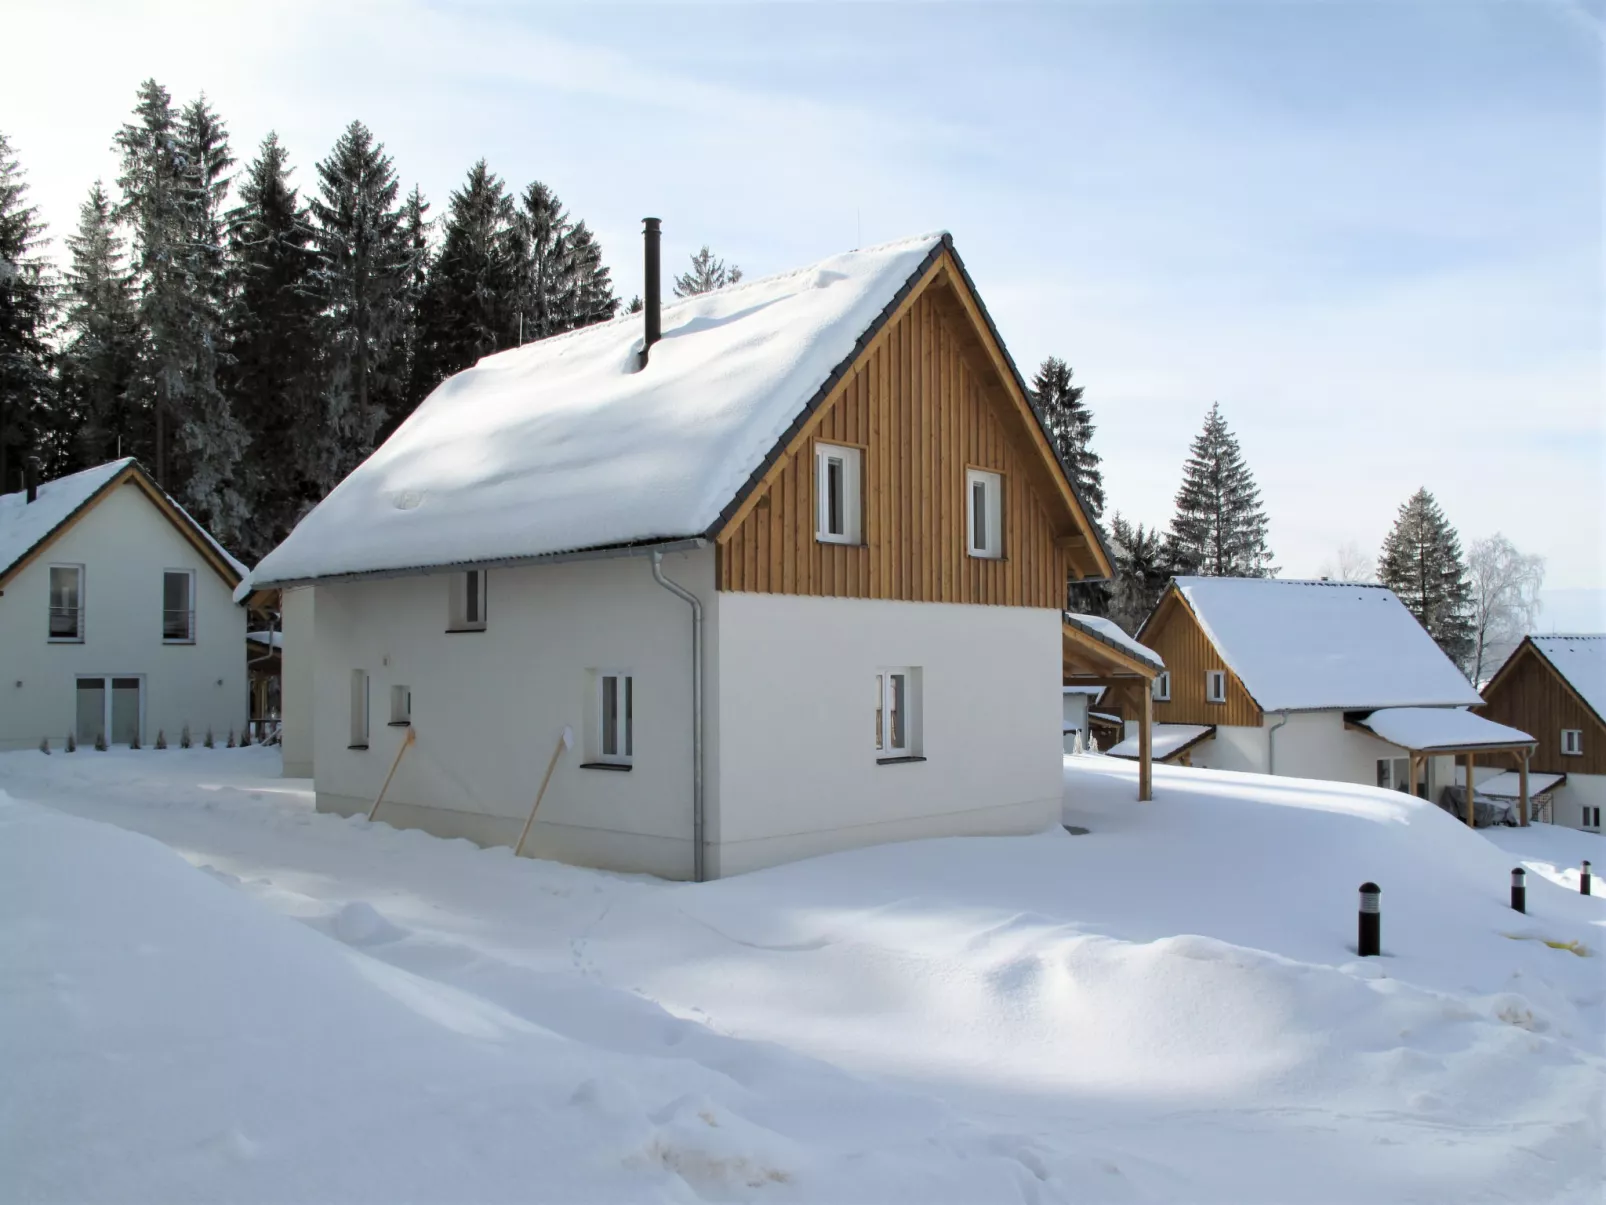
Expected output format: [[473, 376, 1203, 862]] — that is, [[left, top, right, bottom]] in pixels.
[[562, 221, 617, 329], [0, 132, 57, 492], [309, 120, 414, 490], [1167, 403, 1275, 577], [395, 185, 431, 417], [1378, 488, 1475, 670], [673, 245, 742, 296], [222, 133, 323, 559], [1106, 514, 1175, 634], [1030, 356, 1103, 520], [60, 182, 142, 470], [505, 180, 616, 350]]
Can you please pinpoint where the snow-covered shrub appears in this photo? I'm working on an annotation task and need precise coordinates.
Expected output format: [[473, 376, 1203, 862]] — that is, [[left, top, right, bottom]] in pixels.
[[155, 729, 167, 750], [203, 728, 215, 750], [180, 724, 192, 749], [129, 731, 141, 750], [38, 736, 50, 755], [65, 732, 76, 753], [241, 725, 253, 747], [226, 728, 236, 749], [94, 732, 107, 752]]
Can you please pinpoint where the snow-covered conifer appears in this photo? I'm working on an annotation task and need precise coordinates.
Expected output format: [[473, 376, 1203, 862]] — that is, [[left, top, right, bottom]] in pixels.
[[60, 182, 142, 470], [672, 245, 741, 296], [1166, 403, 1275, 578], [0, 131, 57, 491], [1378, 488, 1474, 671]]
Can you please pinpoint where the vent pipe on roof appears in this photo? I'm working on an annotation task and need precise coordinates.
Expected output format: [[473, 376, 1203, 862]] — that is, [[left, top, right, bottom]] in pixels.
[[24, 457, 38, 504], [640, 217, 661, 369]]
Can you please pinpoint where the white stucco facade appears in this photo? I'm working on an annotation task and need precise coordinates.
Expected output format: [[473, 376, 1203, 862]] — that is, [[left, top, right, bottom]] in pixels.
[[0, 481, 246, 751], [1551, 774, 1606, 832], [307, 551, 1062, 880], [279, 587, 315, 778]]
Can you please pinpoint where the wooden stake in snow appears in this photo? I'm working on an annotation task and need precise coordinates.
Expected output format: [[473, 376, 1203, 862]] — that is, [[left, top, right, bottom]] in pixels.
[[516, 726, 574, 859], [368, 727, 416, 823]]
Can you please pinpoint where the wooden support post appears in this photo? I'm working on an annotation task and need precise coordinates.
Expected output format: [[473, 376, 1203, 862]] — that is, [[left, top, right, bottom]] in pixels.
[[368, 727, 416, 823], [1139, 680, 1154, 802], [1519, 752, 1530, 827], [1463, 752, 1475, 827], [515, 726, 574, 858]]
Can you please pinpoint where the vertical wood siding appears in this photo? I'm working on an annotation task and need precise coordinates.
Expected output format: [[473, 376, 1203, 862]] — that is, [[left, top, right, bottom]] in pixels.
[[1478, 645, 1606, 774], [716, 288, 1068, 608], [1142, 591, 1263, 726]]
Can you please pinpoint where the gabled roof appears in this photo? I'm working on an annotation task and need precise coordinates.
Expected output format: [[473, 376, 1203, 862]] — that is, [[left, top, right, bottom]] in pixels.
[[1355, 707, 1533, 753], [1145, 577, 1483, 713], [0, 459, 245, 591], [247, 231, 1110, 590], [1523, 635, 1606, 726]]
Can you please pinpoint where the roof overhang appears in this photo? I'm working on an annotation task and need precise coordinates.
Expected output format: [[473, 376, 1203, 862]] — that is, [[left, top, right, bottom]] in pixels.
[[1351, 707, 1538, 755], [1063, 614, 1163, 681], [1109, 723, 1216, 763]]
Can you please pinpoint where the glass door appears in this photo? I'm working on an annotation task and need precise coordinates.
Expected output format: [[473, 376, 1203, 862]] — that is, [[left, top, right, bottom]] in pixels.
[[111, 678, 142, 745], [75, 678, 107, 744]]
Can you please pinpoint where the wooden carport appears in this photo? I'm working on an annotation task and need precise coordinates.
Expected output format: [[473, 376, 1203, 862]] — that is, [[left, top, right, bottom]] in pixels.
[[1352, 708, 1540, 827], [1063, 613, 1165, 801]]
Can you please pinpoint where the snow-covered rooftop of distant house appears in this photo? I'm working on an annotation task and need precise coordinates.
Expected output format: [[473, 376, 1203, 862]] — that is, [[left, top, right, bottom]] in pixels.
[[1167, 577, 1484, 712], [247, 234, 952, 588], [1357, 707, 1535, 752], [1063, 612, 1165, 673], [1108, 724, 1215, 761], [1527, 635, 1606, 723], [1475, 770, 1566, 799]]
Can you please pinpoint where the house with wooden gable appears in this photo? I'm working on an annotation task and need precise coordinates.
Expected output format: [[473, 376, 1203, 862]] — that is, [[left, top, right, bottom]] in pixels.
[[1131, 577, 1537, 817], [1477, 635, 1605, 831], [242, 227, 1112, 880], [0, 459, 248, 751]]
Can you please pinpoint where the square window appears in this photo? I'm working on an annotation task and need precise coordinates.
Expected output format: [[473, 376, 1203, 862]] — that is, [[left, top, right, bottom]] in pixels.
[[597, 671, 634, 765], [163, 569, 195, 642], [350, 669, 370, 748], [448, 570, 488, 631], [966, 469, 1003, 558], [49, 565, 84, 641], [1561, 728, 1582, 757], [875, 667, 921, 759], [815, 443, 862, 545], [390, 685, 411, 725], [1152, 672, 1171, 702], [1205, 670, 1227, 704]]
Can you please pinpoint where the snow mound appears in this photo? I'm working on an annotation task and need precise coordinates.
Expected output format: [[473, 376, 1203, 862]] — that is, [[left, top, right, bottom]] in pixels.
[[330, 900, 408, 946]]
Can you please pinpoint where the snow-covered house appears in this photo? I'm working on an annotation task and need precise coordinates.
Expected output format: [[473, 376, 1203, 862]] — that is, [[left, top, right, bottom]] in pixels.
[[243, 229, 1112, 879], [1477, 635, 1605, 831], [0, 459, 248, 751], [1132, 578, 1536, 809]]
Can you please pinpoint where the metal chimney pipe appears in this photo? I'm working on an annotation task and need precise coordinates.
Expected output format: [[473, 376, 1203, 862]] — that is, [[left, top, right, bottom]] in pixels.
[[24, 457, 38, 504], [641, 217, 662, 369]]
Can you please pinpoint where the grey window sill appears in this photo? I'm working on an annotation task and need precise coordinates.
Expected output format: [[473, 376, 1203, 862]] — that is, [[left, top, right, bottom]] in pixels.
[[347, 743, 369, 751], [445, 625, 487, 634], [48, 637, 84, 644], [387, 720, 411, 728], [580, 761, 632, 772], [876, 755, 927, 766]]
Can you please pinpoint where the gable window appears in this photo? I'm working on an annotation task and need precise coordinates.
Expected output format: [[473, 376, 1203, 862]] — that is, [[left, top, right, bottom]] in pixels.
[[162, 569, 196, 643], [48, 565, 84, 642], [1205, 670, 1227, 704], [966, 469, 1003, 558], [815, 443, 862, 545], [594, 671, 634, 766], [1152, 671, 1171, 702], [1561, 728, 1582, 757], [349, 670, 370, 749], [875, 667, 922, 761], [448, 570, 488, 632]]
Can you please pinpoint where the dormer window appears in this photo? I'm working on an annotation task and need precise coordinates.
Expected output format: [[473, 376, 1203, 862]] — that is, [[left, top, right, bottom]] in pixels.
[[448, 570, 488, 632], [966, 469, 1002, 558], [815, 443, 862, 545]]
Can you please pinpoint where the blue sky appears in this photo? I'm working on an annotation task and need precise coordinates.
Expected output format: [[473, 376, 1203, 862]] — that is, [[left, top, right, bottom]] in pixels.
[[8, 0, 1603, 614]]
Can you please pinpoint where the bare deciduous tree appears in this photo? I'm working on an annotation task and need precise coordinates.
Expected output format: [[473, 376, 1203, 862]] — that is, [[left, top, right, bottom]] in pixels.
[[1319, 540, 1374, 583], [1468, 534, 1544, 684]]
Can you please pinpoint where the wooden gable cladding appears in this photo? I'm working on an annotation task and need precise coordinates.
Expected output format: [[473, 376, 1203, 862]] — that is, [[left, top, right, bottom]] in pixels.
[[715, 272, 1081, 608], [1140, 589, 1263, 727], [1478, 642, 1606, 776]]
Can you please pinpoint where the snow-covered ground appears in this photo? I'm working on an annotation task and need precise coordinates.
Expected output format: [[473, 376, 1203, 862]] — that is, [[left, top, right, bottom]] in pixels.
[[2, 747, 1602, 1204]]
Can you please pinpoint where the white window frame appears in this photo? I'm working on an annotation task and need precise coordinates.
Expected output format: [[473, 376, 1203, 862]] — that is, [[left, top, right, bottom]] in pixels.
[[1583, 806, 1601, 830], [1561, 728, 1582, 757], [596, 670, 634, 766], [966, 469, 1003, 559], [75, 674, 145, 746], [162, 568, 196, 644], [448, 569, 488, 632], [814, 442, 862, 545], [875, 667, 920, 760], [1205, 669, 1227, 704], [48, 564, 85, 642], [389, 685, 411, 726], [1152, 671, 1171, 702], [1376, 757, 1411, 793], [350, 669, 370, 748]]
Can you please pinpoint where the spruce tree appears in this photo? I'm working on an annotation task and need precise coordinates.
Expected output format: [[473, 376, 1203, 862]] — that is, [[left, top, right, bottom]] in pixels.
[[511, 180, 571, 343], [562, 221, 617, 329], [60, 182, 142, 470], [673, 245, 742, 296], [1166, 403, 1275, 577], [395, 185, 431, 417], [0, 132, 56, 491], [1378, 488, 1474, 669], [223, 133, 323, 559], [1030, 356, 1103, 521], [1106, 514, 1175, 634], [308, 120, 414, 489]]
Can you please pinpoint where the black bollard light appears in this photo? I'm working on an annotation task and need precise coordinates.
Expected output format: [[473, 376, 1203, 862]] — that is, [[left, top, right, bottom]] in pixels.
[[1582, 861, 1593, 897], [1358, 882, 1381, 957], [1510, 867, 1526, 914]]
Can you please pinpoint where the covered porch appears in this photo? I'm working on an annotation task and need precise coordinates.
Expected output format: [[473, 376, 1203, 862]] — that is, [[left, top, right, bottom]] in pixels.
[[1063, 612, 1166, 801], [1353, 707, 1539, 827]]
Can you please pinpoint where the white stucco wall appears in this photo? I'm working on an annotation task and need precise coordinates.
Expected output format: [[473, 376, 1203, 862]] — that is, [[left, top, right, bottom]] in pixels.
[[1551, 773, 1605, 831], [310, 549, 715, 880], [708, 594, 1062, 877], [0, 481, 246, 750], [279, 586, 314, 777]]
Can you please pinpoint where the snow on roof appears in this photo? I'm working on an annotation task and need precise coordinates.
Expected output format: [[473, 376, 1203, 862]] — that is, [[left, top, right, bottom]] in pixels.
[[1527, 635, 1606, 723], [1064, 612, 1165, 673], [1169, 578, 1484, 712], [1108, 724, 1215, 761], [248, 234, 948, 588], [0, 459, 131, 580], [1357, 707, 1534, 752], [1474, 770, 1566, 799]]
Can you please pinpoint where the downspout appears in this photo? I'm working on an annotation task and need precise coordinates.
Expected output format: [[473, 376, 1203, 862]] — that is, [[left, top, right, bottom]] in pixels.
[[1267, 709, 1290, 776], [651, 550, 704, 883]]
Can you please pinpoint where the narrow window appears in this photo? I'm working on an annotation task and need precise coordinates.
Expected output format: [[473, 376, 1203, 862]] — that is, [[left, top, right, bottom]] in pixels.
[[1584, 807, 1601, 830], [1152, 672, 1171, 702], [875, 667, 920, 760], [350, 670, 370, 748], [1561, 728, 1582, 757], [1205, 670, 1227, 704], [389, 685, 411, 726], [448, 570, 488, 631], [1376, 758, 1392, 790], [49, 565, 84, 641], [162, 569, 196, 643], [815, 443, 862, 544], [966, 469, 1002, 558], [597, 672, 634, 765]]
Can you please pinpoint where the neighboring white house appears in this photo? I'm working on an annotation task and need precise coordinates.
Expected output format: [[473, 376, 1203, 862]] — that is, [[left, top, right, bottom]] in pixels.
[[0, 459, 248, 751], [242, 229, 1113, 880], [1132, 577, 1537, 809]]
